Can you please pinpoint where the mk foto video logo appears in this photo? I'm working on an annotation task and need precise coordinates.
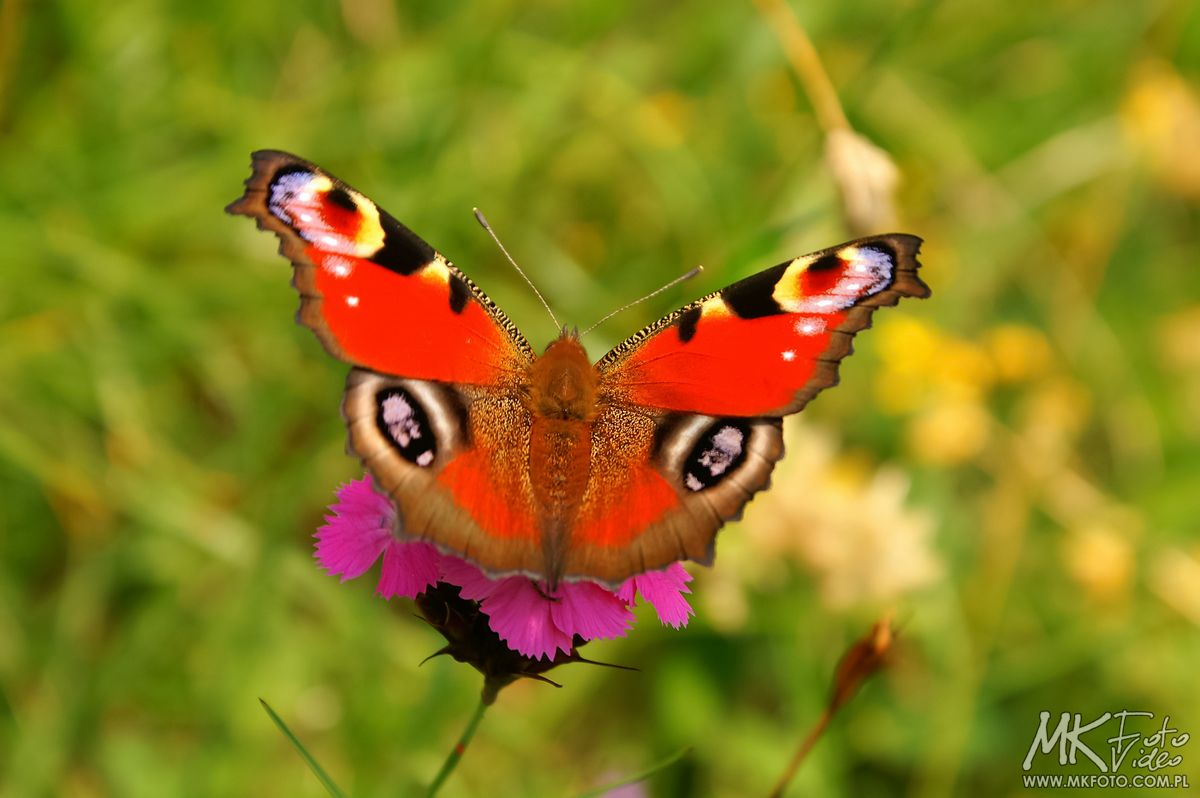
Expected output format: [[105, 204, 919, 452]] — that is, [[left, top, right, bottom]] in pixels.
[[1022, 711, 1191, 790]]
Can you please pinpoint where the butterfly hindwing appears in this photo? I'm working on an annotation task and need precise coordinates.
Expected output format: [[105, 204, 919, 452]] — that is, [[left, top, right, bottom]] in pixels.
[[343, 368, 547, 577], [227, 150, 532, 386], [559, 408, 784, 584], [598, 234, 928, 417]]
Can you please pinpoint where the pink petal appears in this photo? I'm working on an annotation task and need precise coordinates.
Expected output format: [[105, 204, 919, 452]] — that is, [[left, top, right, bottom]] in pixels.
[[550, 581, 634, 642], [376, 540, 440, 599], [479, 578, 575, 659], [328, 477, 395, 526], [314, 478, 396, 581], [616, 576, 638, 606], [622, 562, 694, 629], [437, 555, 500, 601], [436, 557, 571, 657]]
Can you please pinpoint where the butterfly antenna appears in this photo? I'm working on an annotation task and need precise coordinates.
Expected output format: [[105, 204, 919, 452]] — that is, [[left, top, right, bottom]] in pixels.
[[473, 208, 561, 329], [581, 265, 704, 337]]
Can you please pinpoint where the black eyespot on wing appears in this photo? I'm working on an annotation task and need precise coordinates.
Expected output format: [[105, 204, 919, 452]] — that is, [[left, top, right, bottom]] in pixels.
[[721, 264, 787, 319], [376, 387, 437, 467], [808, 253, 842, 272], [448, 272, 471, 313], [677, 306, 701, 343], [682, 419, 751, 492], [325, 185, 358, 212], [370, 213, 436, 276]]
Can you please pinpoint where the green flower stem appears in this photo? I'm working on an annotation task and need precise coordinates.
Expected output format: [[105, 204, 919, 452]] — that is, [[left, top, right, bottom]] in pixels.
[[425, 698, 489, 798]]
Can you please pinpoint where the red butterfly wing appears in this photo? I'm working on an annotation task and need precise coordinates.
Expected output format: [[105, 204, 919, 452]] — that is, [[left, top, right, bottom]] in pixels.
[[560, 236, 929, 583], [226, 150, 532, 384], [598, 235, 928, 417], [230, 152, 547, 578]]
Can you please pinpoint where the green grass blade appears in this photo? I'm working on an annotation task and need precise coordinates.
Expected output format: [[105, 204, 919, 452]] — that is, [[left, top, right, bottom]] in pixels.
[[573, 747, 690, 798], [260, 698, 348, 798]]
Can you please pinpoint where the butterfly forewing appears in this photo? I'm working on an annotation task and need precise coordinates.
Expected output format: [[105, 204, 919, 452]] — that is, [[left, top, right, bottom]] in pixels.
[[597, 234, 928, 417], [226, 150, 533, 385]]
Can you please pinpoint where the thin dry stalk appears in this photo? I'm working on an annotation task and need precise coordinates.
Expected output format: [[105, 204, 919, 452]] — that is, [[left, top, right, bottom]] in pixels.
[[768, 614, 896, 798]]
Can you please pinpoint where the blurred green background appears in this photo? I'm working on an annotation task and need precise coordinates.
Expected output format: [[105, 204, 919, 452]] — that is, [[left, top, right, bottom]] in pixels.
[[2, 0, 1199, 795]]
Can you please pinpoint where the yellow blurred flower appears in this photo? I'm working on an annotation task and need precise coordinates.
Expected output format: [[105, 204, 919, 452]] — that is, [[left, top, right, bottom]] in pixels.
[[874, 318, 1003, 411], [936, 339, 996, 402], [1121, 59, 1200, 199], [986, 324, 1053, 383], [1157, 305, 1200, 372], [877, 316, 941, 377], [873, 317, 1063, 466], [873, 316, 942, 414], [906, 398, 991, 465], [1060, 524, 1134, 603]]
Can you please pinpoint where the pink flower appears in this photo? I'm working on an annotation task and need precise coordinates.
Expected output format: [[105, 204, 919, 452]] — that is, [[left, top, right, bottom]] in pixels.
[[315, 477, 695, 660], [315, 477, 440, 599], [618, 562, 695, 629]]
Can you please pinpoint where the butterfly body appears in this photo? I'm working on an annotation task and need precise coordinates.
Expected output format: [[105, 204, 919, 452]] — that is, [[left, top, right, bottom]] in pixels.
[[229, 151, 929, 588], [531, 335, 598, 421]]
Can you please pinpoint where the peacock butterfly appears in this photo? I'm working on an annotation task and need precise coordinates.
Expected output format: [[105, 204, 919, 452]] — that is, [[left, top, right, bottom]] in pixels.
[[227, 151, 929, 589]]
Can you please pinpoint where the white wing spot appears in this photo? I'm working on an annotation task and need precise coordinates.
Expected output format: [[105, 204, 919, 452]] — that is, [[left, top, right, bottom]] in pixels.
[[781, 350, 796, 362], [795, 317, 825, 335], [324, 256, 353, 278], [696, 427, 745, 480], [382, 394, 421, 447], [345, 295, 360, 307], [684, 423, 749, 492], [268, 171, 315, 225]]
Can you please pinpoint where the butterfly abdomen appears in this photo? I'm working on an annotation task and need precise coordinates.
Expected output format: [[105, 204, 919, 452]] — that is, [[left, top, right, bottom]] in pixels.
[[529, 416, 592, 585], [525, 333, 604, 583], [529, 418, 592, 513]]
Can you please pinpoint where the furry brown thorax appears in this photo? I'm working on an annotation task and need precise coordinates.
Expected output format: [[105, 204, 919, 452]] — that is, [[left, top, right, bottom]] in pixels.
[[528, 332, 598, 421]]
